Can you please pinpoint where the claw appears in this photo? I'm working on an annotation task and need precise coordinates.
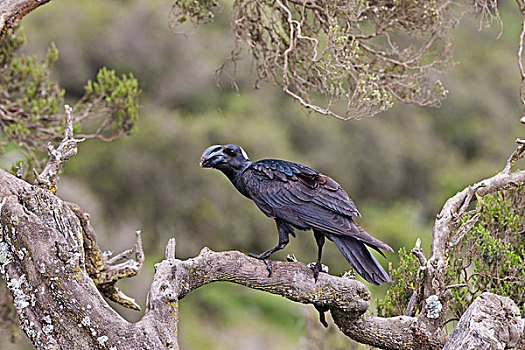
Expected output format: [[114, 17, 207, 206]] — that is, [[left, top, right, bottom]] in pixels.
[[263, 259, 272, 277], [249, 253, 273, 277], [308, 261, 328, 283], [311, 261, 321, 282]]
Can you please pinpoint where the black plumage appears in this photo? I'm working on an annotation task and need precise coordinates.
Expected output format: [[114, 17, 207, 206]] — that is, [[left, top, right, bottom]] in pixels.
[[200, 144, 393, 285]]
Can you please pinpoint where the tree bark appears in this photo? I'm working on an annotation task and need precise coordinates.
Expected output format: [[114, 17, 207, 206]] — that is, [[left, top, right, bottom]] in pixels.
[[0, 117, 524, 349], [0, 0, 51, 40], [0, 169, 178, 349], [412, 167, 525, 345], [0, 168, 473, 350], [0, 169, 380, 349], [443, 292, 524, 350]]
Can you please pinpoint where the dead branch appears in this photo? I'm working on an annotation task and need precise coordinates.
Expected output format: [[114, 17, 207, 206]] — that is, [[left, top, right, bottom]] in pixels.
[[431, 170, 525, 261], [171, 247, 371, 312], [331, 310, 421, 349], [403, 238, 426, 317], [67, 203, 144, 311], [0, 170, 178, 349], [407, 158, 525, 340], [33, 105, 85, 193]]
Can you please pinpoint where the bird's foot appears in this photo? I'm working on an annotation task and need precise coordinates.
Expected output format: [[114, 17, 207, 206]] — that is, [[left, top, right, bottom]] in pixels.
[[312, 262, 321, 282], [308, 261, 329, 282], [286, 254, 298, 262], [249, 253, 273, 277]]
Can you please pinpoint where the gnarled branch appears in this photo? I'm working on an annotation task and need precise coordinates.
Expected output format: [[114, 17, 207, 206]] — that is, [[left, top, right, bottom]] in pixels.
[[410, 159, 525, 342], [1, 164, 524, 349], [171, 247, 370, 312], [0, 168, 378, 349]]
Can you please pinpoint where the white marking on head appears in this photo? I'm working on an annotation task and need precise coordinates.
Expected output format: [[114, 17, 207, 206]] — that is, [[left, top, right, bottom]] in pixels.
[[239, 146, 249, 160]]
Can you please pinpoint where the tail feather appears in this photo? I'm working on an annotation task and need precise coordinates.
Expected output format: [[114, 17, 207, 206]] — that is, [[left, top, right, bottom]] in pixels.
[[328, 234, 391, 285]]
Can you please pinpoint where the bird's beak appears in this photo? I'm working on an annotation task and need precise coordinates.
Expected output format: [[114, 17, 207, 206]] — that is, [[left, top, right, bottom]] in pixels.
[[200, 145, 224, 168]]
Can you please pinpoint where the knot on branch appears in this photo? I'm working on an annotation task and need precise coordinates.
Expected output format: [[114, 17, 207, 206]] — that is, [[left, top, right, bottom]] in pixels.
[[159, 281, 177, 303]]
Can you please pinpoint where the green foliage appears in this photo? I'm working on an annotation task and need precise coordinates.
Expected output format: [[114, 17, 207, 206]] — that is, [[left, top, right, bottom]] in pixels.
[[0, 27, 141, 177], [170, 0, 456, 119], [377, 186, 525, 320], [445, 186, 525, 316], [376, 246, 420, 317], [82, 67, 140, 138], [0, 27, 64, 155]]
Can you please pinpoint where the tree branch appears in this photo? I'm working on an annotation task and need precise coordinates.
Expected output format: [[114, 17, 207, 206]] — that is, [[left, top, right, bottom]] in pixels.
[[0, 0, 50, 41], [0, 167, 397, 349], [0, 104, 523, 350], [0, 166, 445, 350], [431, 169, 525, 262], [68, 202, 144, 311], [170, 247, 370, 313], [0, 169, 178, 349], [33, 105, 85, 193], [405, 163, 525, 342], [1, 161, 524, 349]]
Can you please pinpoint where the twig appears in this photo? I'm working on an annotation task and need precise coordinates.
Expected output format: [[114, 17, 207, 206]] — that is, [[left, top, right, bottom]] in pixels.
[[518, 19, 525, 108], [33, 105, 85, 193], [411, 238, 427, 267], [503, 116, 525, 173], [165, 237, 176, 261], [404, 238, 427, 316], [503, 144, 525, 173], [446, 213, 480, 252]]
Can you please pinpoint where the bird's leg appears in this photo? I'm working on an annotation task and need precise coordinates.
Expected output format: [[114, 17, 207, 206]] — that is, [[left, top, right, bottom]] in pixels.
[[248, 220, 291, 277], [313, 304, 329, 328], [311, 230, 325, 282]]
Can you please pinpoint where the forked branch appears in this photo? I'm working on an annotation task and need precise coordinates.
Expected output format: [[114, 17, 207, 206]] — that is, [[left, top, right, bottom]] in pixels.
[[33, 105, 84, 193]]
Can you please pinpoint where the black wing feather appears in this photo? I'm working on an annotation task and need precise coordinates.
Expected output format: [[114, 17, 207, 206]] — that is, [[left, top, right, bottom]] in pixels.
[[328, 234, 391, 285], [242, 159, 393, 253]]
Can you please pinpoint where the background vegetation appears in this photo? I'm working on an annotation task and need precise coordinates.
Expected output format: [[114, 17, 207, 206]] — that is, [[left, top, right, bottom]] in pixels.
[[1, 0, 523, 349]]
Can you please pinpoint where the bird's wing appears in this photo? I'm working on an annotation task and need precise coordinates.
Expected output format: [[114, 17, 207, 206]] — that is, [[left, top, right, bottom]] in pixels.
[[242, 159, 393, 253], [243, 159, 361, 216]]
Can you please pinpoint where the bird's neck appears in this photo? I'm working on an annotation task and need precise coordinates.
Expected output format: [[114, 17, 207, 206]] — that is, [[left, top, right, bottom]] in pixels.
[[220, 161, 252, 198]]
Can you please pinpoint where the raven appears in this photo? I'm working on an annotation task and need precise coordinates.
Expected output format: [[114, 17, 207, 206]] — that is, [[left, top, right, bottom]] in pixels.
[[200, 144, 393, 285]]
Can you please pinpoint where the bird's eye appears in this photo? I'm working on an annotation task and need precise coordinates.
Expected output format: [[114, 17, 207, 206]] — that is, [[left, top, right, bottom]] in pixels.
[[224, 148, 236, 156]]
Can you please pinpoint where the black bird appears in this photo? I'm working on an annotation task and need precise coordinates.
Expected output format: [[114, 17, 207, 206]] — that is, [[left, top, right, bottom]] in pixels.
[[200, 144, 393, 285]]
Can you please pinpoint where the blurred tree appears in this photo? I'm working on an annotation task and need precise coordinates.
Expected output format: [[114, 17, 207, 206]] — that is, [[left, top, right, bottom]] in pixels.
[[171, 0, 455, 119], [0, 23, 140, 179]]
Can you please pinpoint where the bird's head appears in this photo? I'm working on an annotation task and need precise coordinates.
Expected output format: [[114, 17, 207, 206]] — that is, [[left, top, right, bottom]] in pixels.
[[200, 144, 251, 172]]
